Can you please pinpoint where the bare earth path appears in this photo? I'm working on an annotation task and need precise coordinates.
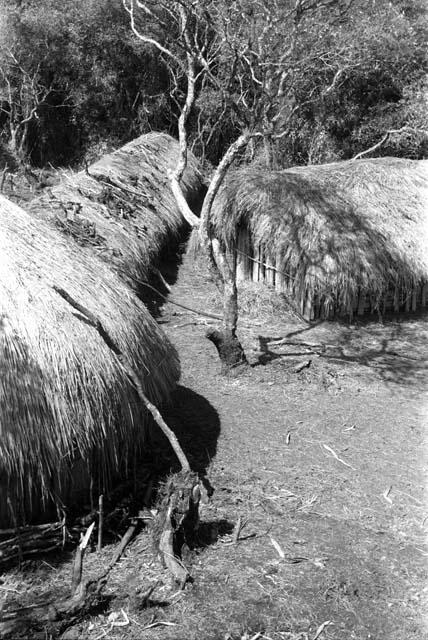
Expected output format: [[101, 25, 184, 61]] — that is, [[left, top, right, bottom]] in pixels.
[[157, 252, 428, 640], [1, 250, 427, 640]]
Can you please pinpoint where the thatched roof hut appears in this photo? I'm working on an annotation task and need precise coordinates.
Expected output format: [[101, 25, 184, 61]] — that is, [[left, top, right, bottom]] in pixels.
[[0, 194, 180, 527], [28, 132, 204, 287], [211, 157, 428, 319]]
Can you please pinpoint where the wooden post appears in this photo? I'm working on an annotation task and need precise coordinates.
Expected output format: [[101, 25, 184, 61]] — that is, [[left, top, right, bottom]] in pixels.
[[357, 290, 365, 316], [381, 293, 387, 316], [265, 254, 275, 287], [405, 290, 411, 312], [97, 495, 103, 553], [303, 292, 314, 321], [259, 247, 266, 283], [422, 283, 427, 307], [252, 244, 260, 282], [393, 284, 400, 312], [411, 289, 417, 312], [275, 253, 284, 291], [236, 226, 251, 282]]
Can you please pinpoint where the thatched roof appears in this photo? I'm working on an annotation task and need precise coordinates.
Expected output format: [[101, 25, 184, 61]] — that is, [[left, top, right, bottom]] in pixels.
[[28, 132, 204, 286], [0, 194, 180, 525], [212, 157, 428, 312]]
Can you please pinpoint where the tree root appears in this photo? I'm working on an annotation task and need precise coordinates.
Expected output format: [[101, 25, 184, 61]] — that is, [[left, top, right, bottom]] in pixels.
[[206, 328, 247, 374], [154, 470, 204, 587]]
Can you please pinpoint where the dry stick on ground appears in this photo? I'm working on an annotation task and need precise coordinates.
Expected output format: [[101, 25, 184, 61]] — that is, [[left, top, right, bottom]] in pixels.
[[292, 359, 312, 374], [71, 523, 95, 593], [232, 516, 243, 545], [0, 520, 141, 637], [53, 286, 201, 587]]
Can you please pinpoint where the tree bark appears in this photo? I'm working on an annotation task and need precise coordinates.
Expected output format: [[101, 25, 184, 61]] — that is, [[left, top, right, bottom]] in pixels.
[[206, 243, 247, 373]]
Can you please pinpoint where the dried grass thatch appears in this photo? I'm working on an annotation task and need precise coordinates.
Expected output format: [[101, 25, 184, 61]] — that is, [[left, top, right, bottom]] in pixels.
[[211, 157, 428, 315], [28, 132, 204, 286], [0, 194, 180, 526]]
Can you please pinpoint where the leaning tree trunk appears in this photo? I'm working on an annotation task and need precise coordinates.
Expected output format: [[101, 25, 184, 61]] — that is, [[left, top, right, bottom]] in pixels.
[[206, 241, 247, 374]]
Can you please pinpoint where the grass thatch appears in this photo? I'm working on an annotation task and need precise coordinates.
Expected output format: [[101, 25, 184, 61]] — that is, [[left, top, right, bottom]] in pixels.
[[28, 132, 204, 286], [211, 157, 428, 314], [0, 194, 180, 526]]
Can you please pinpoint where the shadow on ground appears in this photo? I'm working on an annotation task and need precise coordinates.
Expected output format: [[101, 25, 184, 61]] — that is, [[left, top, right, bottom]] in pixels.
[[137, 226, 191, 318], [161, 385, 221, 478], [255, 314, 428, 387]]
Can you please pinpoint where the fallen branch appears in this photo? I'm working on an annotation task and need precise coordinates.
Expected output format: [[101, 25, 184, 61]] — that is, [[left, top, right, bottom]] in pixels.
[[322, 444, 356, 471], [292, 359, 312, 374], [268, 339, 326, 352], [52, 286, 205, 587], [312, 620, 333, 640], [232, 516, 244, 545]]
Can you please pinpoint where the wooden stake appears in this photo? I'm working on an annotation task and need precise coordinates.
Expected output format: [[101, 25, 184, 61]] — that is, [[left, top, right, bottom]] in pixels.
[[357, 291, 365, 315], [236, 226, 251, 282], [252, 244, 261, 282], [97, 495, 103, 553], [232, 516, 243, 545], [265, 255, 275, 287], [71, 522, 95, 593], [422, 283, 427, 307], [393, 284, 400, 312]]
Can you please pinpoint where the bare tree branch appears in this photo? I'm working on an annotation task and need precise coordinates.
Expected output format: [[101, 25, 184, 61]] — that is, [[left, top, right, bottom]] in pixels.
[[353, 125, 427, 160]]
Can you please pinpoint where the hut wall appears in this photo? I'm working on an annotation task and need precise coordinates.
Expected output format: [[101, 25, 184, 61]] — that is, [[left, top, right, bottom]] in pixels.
[[235, 229, 428, 320], [236, 225, 251, 282]]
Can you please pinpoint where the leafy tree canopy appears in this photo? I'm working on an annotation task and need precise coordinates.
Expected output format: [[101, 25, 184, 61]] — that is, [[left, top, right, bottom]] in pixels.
[[0, 0, 426, 166]]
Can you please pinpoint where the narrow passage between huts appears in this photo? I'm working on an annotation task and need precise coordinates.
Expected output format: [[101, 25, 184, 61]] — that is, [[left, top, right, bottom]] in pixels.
[[1, 242, 427, 640], [153, 246, 428, 640]]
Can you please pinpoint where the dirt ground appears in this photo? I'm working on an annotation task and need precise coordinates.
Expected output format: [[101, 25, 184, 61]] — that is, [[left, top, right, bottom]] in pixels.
[[1, 249, 427, 640]]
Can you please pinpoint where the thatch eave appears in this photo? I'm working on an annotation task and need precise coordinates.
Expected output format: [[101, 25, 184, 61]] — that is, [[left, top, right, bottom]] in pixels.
[[212, 157, 428, 312], [0, 194, 180, 525], [28, 132, 205, 287]]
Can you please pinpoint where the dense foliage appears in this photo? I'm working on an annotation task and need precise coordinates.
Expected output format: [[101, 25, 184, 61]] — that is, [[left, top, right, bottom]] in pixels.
[[0, 0, 426, 167]]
